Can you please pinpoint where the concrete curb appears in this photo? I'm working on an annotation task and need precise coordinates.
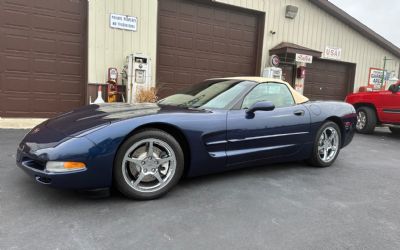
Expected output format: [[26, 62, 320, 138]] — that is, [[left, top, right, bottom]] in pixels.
[[0, 118, 47, 129]]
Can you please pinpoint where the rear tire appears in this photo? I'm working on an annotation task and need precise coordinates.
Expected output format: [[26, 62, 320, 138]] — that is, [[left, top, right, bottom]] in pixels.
[[356, 107, 376, 134], [308, 121, 341, 168], [389, 127, 400, 135], [113, 129, 184, 200]]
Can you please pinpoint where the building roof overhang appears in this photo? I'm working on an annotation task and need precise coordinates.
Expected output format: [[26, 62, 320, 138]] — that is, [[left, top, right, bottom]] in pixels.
[[269, 42, 322, 58]]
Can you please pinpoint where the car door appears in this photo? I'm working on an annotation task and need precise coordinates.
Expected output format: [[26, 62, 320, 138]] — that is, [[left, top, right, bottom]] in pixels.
[[379, 84, 400, 123], [226, 82, 311, 167]]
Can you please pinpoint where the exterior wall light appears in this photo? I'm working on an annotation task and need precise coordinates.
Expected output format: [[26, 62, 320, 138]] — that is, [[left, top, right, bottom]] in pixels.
[[285, 5, 298, 19]]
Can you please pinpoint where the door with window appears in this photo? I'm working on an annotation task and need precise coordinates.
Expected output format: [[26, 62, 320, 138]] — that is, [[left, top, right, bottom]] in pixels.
[[226, 82, 311, 166], [379, 84, 400, 123]]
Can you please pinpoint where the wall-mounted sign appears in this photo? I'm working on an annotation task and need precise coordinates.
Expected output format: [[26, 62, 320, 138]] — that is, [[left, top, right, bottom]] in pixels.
[[368, 67, 388, 89], [270, 55, 280, 67], [324, 46, 342, 60], [295, 53, 313, 64], [110, 14, 137, 31]]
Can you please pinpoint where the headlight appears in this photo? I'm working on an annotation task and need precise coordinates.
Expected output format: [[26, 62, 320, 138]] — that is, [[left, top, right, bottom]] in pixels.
[[45, 161, 86, 173]]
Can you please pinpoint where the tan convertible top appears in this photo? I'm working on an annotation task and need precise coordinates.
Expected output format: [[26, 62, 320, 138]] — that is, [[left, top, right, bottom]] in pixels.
[[210, 76, 309, 104]]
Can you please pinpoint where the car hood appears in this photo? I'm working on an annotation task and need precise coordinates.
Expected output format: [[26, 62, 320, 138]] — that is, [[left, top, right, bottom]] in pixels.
[[44, 103, 204, 137], [44, 103, 163, 137]]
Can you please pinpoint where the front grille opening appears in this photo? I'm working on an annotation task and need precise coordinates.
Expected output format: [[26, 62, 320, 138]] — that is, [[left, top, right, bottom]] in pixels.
[[22, 157, 46, 171]]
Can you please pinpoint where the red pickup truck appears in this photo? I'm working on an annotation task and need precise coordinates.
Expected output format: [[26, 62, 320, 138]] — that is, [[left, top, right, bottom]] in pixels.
[[345, 81, 400, 134]]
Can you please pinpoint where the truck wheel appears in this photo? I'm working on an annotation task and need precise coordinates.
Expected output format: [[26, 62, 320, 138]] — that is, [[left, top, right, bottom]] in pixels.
[[356, 107, 376, 134], [389, 127, 400, 135]]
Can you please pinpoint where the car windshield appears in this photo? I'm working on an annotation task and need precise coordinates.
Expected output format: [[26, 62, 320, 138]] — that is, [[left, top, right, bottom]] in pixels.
[[158, 80, 254, 109]]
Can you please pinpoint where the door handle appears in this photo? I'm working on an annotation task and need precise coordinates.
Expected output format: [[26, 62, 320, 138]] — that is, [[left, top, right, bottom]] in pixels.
[[294, 110, 305, 116]]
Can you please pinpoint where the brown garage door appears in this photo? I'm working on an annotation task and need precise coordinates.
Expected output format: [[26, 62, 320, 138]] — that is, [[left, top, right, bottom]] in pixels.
[[157, 0, 262, 97], [304, 59, 355, 101], [0, 0, 86, 118]]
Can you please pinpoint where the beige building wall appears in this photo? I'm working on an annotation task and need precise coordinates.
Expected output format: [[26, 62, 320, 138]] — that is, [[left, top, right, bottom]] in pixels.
[[88, 0, 400, 91], [88, 0, 158, 85], [215, 0, 400, 90]]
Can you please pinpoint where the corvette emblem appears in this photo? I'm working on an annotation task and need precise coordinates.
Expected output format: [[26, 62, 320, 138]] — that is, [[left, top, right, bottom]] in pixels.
[[31, 127, 40, 134]]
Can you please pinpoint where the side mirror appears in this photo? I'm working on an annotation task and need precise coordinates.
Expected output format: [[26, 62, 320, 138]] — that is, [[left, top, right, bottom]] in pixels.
[[246, 101, 275, 114], [388, 84, 396, 93], [388, 84, 399, 93]]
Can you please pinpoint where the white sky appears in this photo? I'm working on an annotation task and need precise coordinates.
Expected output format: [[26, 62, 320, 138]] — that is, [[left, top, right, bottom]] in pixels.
[[329, 0, 400, 48]]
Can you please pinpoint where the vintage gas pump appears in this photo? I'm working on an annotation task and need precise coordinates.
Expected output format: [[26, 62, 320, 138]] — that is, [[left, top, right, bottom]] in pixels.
[[296, 66, 306, 79], [107, 67, 119, 102], [124, 53, 152, 103]]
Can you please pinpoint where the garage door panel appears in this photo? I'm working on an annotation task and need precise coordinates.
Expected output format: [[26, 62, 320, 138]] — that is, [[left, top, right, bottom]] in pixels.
[[159, 15, 176, 30], [0, 0, 86, 117], [4, 34, 30, 52], [215, 9, 228, 21], [3, 95, 31, 115], [33, 0, 57, 10], [33, 58, 56, 74], [4, 55, 30, 72], [2, 9, 30, 28], [59, 61, 82, 76], [32, 14, 56, 32], [175, 72, 192, 84], [32, 37, 57, 54], [196, 39, 212, 52], [159, 34, 177, 47], [58, 18, 82, 35], [177, 56, 194, 68], [213, 26, 227, 38], [212, 41, 227, 54], [180, 2, 195, 16], [179, 19, 194, 33], [157, 0, 261, 97], [32, 78, 58, 93], [58, 0, 85, 14], [304, 59, 353, 101], [177, 37, 193, 50], [57, 79, 83, 94], [33, 96, 59, 112], [197, 22, 213, 35], [197, 5, 213, 19], [211, 60, 228, 72], [2, 75, 30, 92]]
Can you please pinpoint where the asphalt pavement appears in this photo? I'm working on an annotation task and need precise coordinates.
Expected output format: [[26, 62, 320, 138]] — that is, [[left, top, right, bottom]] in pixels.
[[1, 128, 399, 250]]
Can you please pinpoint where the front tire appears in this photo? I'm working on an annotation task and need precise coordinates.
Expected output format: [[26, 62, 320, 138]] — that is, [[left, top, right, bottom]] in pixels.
[[389, 127, 400, 135], [113, 129, 184, 200], [356, 107, 376, 134], [308, 121, 341, 168]]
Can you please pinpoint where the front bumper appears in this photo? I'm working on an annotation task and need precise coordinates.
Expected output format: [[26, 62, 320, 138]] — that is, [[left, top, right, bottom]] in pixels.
[[16, 152, 88, 188], [16, 134, 113, 190], [17, 154, 86, 189]]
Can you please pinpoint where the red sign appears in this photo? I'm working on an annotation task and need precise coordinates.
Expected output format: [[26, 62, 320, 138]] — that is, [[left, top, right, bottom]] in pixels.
[[270, 55, 280, 67]]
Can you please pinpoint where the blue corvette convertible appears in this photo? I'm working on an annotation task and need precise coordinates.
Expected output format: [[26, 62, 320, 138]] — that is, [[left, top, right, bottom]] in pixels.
[[17, 77, 356, 199]]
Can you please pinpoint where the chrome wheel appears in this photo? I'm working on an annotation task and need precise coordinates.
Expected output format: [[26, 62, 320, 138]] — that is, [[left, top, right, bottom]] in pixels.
[[317, 127, 339, 163], [356, 110, 367, 130], [122, 138, 176, 193]]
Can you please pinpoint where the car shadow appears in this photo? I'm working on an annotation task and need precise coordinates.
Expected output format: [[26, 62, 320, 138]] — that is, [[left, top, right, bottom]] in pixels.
[[359, 127, 400, 139], [178, 161, 315, 188], [14, 160, 316, 204]]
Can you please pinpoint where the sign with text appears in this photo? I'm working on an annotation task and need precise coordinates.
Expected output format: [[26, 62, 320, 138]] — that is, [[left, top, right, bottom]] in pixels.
[[324, 46, 342, 60], [295, 53, 313, 64], [368, 68, 388, 89], [110, 14, 137, 31]]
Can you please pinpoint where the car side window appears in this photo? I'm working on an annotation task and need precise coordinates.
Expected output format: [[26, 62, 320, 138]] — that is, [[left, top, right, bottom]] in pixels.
[[241, 82, 295, 109]]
